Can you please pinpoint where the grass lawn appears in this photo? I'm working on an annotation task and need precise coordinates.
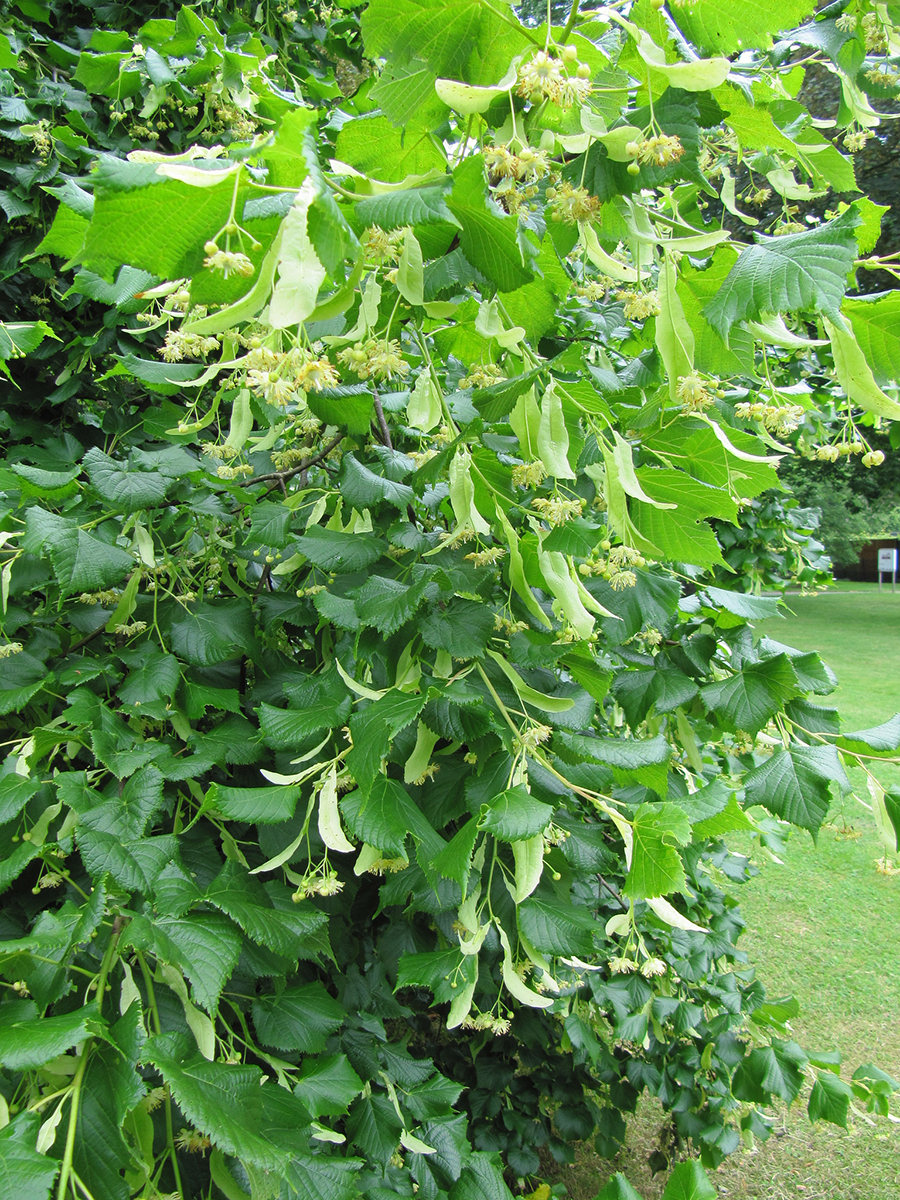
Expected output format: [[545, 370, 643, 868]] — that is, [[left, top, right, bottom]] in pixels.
[[551, 585, 900, 1200]]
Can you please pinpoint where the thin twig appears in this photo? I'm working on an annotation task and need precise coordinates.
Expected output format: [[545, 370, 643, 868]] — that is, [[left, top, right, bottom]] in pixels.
[[232, 432, 345, 507], [372, 392, 393, 450]]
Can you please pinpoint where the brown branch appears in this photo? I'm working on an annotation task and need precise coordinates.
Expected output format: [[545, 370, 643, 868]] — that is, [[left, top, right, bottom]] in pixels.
[[230, 433, 345, 508], [372, 392, 392, 450]]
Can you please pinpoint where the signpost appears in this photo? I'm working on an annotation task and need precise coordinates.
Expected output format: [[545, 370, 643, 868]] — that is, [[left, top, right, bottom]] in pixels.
[[878, 547, 897, 592]]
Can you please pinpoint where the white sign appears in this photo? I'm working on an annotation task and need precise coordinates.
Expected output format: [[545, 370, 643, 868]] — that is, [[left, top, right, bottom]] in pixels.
[[878, 548, 897, 572]]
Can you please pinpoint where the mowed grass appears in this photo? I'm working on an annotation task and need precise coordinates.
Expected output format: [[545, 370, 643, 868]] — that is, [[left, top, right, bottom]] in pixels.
[[551, 585, 900, 1200]]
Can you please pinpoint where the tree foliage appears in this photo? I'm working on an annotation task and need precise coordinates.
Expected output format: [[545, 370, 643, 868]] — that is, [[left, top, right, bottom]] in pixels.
[[1, 2, 900, 1198]]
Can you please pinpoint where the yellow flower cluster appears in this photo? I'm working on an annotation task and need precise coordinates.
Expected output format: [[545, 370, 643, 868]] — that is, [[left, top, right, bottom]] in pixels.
[[460, 363, 503, 389], [627, 134, 685, 167], [617, 290, 660, 320], [735, 401, 805, 435], [531, 495, 584, 526], [159, 330, 220, 362], [202, 247, 255, 278], [516, 50, 592, 109], [483, 144, 550, 183], [337, 338, 410, 381], [545, 182, 601, 224], [676, 373, 717, 414], [361, 225, 405, 263]]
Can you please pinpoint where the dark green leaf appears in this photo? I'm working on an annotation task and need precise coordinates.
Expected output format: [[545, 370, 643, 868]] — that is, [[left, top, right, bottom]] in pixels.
[[252, 983, 346, 1053], [477, 785, 553, 842], [295, 526, 387, 572]]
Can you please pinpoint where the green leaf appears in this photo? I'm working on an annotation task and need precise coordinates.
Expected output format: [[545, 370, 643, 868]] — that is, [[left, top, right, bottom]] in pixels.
[[341, 777, 412, 858], [0, 774, 41, 824], [0, 1113, 60, 1200], [703, 209, 860, 341], [205, 861, 327, 958], [845, 292, 900, 383], [361, 0, 528, 84], [477, 785, 554, 842], [124, 912, 242, 1013], [743, 744, 849, 835], [613, 668, 699, 726], [700, 654, 800, 735], [592, 1174, 643, 1200], [117, 644, 180, 708], [295, 1054, 365, 1118], [346, 1093, 403, 1165], [346, 689, 427, 787], [306, 385, 375, 436], [838, 714, 900, 756], [23, 508, 133, 596], [447, 156, 535, 293], [733, 1039, 808, 1104], [433, 818, 480, 891], [808, 1070, 853, 1129], [209, 782, 299, 824], [625, 803, 692, 900], [144, 1031, 315, 1170], [419, 598, 494, 659], [673, 0, 815, 55], [252, 983, 346, 1053], [703, 586, 779, 621], [81, 157, 245, 281], [542, 517, 607, 558], [0, 1001, 102, 1070], [339, 454, 415, 511], [0, 321, 57, 362], [72, 1006, 145, 1200], [335, 115, 446, 183], [661, 1159, 717, 1200], [355, 575, 431, 635], [517, 894, 597, 957], [356, 185, 460, 232], [83, 447, 169, 511], [168, 600, 258, 665], [258, 698, 351, 750], [449, 1153, 514, 1200], [555, 732, 672, 796], [34, 201, 89, 260]]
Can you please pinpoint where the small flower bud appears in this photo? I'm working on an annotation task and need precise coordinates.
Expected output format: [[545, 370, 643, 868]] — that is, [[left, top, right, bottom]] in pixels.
[[204, 240, 217, 255], [627, 161, 641, 175], [576, 63, 591, 79]]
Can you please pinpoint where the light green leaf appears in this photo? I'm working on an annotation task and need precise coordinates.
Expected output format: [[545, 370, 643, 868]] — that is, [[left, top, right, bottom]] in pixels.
[[270, 181, 327, 330], [478, 785, 554, 842], [662, 1159, 717, 1200], [703, 209, 860, 341], [0, 1002, 102, 1070], [743, 744, 849, 835], [398, 229, 425, 306], [447, 156, 535, 293], [844, 291, 900, 383], [656, 254, 694, 401], [824, 315, 900, 419], [624, 803, 691, 900]]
